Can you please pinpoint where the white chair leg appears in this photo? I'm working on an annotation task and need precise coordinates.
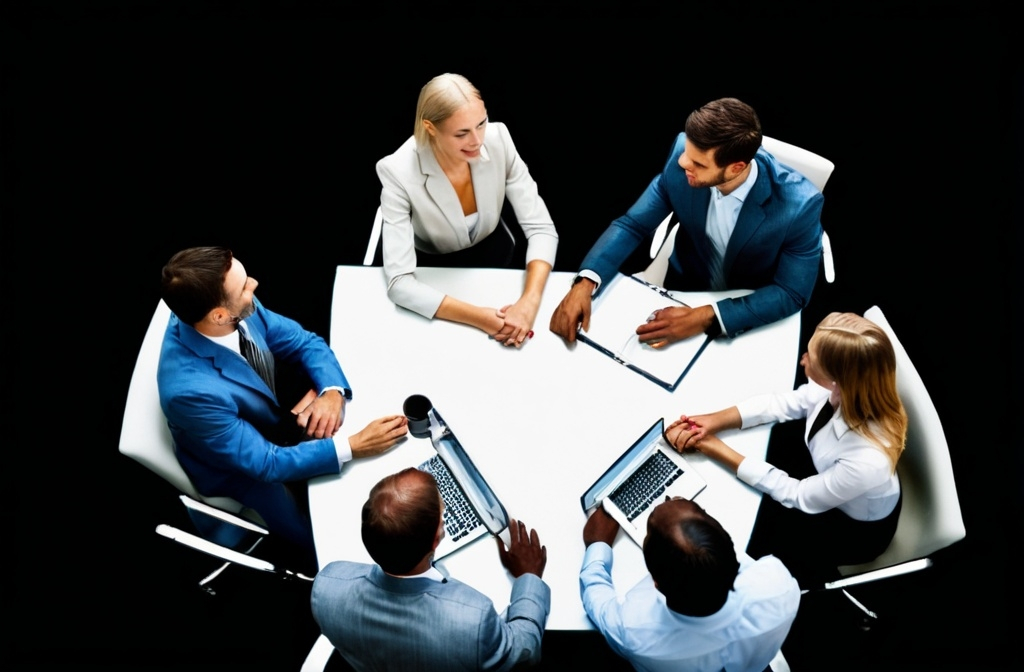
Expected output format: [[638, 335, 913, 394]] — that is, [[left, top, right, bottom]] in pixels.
[[300, 634, 336, 672], [768, 647, 791, 672]]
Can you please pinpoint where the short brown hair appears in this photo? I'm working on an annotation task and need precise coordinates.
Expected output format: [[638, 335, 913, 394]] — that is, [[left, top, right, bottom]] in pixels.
[[361, 468, 442, 574], [161, 247, 233, 325], [684, 98, 762, 168]]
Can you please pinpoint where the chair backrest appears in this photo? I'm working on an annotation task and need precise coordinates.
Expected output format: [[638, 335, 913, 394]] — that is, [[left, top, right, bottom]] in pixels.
[[364, 206, 383, 266], [118, 300, 245, 514], [760, 135, 834, 192], [639, 136, 835, 287], [837, 306, 966, 576]]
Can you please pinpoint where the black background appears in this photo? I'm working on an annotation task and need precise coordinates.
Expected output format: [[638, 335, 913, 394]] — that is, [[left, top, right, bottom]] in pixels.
[[5, 4, 1019, 670]]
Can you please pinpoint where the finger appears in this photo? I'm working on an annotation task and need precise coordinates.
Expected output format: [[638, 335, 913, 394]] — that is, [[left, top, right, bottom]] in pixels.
[[508, 518, 520, 545], [529, 526, 540, 547]]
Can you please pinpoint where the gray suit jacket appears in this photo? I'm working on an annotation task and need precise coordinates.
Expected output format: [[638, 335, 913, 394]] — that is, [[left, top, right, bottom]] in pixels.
[[376, 122, 558, 318], [311, 561, 550, 671]]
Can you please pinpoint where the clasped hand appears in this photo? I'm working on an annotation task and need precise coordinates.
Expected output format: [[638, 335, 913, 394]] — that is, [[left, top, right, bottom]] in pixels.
[[491, 296, 539, 347], [293, 388, 344, 439]]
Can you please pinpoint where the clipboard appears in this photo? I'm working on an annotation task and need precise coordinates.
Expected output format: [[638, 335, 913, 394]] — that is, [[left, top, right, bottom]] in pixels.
[[576, 274, 712, 391]]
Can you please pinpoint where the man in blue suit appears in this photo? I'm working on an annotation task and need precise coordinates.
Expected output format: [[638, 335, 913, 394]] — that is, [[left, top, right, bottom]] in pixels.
[[550, 98, 823, 344], [157, 247, 408, 555], [311, 468, 550, 671]]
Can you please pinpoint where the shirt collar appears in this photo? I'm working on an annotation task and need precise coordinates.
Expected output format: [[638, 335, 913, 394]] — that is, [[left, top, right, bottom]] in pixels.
[[713, 158, 758, 202]]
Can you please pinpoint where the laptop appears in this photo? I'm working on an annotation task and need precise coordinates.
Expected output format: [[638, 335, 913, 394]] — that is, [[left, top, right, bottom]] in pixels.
[[581, 418, 707, 546], [416, 407, 511, 559]]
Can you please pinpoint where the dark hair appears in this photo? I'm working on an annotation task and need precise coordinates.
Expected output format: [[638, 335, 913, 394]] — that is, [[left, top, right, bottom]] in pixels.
[[361, 468, 442, 575], [684, 98, 762, 168], [643, 512, 740, 616], [161, 247, 234, 325]]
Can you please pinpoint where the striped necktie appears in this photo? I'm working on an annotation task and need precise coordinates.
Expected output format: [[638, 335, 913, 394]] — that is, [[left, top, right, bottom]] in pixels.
[[238, 323, 277, 397]]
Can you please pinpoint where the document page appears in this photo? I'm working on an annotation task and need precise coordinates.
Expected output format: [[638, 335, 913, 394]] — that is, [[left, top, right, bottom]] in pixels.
[[578, 274, 709, 390]]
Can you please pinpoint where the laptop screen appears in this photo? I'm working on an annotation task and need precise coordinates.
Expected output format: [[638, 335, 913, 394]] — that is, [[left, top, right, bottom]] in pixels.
[[580, 418, 664, 512], [429, 407, 509, 537]]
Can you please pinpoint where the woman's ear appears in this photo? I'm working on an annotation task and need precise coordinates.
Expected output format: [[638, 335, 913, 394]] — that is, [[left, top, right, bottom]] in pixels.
[[422, 119, 437, 138]]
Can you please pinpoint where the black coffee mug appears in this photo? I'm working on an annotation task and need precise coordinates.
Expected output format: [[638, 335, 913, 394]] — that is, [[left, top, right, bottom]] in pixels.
[[403, 394, 433, 439]]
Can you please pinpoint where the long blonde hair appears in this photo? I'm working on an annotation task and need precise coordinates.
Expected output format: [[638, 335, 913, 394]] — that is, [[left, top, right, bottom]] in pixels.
[[813, 312, 907, 471], [413, 73, 482, 147]]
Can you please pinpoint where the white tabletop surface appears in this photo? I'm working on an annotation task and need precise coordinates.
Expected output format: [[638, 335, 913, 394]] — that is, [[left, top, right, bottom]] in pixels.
[[310, 266, 801, 630]]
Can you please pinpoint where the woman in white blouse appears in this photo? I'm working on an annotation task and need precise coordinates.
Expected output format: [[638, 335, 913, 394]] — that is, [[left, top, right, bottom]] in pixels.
[[664, 312, 907, 586], [375, 73, 558, 347]]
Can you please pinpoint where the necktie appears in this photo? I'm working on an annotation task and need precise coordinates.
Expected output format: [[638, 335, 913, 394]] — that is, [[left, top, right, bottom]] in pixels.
[[238, 324, 277, 396], [808, 401, 835, 440], [705, 191, 730, 291]]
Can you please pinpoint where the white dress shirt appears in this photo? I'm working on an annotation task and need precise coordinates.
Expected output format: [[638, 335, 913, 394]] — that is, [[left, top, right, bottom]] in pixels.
[[580, 542, 800, 672], [736, 382, 901, 521]]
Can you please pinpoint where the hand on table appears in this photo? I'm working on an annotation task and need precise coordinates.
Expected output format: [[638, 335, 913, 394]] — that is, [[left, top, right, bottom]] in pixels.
[[497, 518, 547, 579], [635, 304, 716, 347], [583, 507, 621, 547], [294, 388, 345, 438], [348, 415, 408, 458], [549, 277, 595, 344], [492, 295, 540, 347]]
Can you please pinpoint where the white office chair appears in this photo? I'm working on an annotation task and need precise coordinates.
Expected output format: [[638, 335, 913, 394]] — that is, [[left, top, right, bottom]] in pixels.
[[819, 305, 966, 620], [636, 135, 836, 287], [364, 206, 384, 266], [119, 300, 278, 593]]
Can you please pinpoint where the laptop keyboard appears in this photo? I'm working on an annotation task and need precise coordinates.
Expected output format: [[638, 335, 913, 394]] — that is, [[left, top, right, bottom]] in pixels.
[[418, 455, 483, 542], [609, 451, 683, 521]]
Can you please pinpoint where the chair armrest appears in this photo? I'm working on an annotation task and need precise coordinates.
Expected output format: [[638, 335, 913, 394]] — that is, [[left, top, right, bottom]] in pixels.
[[156, 524, 277, 573], [179, 495, 269, 534], [823, 557, 932, 590]]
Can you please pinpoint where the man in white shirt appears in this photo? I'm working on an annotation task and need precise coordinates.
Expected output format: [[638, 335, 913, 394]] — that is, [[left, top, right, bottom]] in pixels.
[[580, 497, 800, 672]]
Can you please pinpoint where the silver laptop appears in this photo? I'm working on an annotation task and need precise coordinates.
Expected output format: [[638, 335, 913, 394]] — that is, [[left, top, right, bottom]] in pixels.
[[416, 407, 511, 559], [581, 418, 707, 546]]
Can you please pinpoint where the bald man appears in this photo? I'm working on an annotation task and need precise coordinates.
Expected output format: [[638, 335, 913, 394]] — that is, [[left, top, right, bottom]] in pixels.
[[312, 468, 551, 671]]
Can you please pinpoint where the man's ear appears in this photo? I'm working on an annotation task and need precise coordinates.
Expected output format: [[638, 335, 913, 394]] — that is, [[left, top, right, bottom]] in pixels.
[[724, 160, 748, 180]]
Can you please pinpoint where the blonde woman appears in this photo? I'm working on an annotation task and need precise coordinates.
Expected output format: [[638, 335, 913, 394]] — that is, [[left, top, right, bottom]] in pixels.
[[375, 73, 558, 347], [665, 312, 907, 586]]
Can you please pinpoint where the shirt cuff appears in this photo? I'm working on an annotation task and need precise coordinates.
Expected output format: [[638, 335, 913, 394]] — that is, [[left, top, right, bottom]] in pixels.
[[332, 435, 353, 467], [736, 454, 772, 487], [581, 540, 614, 569], [320, 385, 352, 401], [577, 269, 602, 294], [708, 302, 726, 337]]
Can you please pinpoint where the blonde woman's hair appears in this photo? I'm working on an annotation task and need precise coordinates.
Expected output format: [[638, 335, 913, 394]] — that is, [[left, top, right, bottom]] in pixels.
[[413, 73, 482, 147], [812, 312, 908, 471]]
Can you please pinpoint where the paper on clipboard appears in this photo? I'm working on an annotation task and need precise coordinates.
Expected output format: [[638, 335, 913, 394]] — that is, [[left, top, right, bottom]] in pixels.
[[577, 274, 711, 391]]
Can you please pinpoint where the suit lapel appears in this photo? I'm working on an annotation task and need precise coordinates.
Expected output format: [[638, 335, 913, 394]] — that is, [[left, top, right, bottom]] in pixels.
[[723, 153, 770, 273], [468, 142, 497, 241], [417, 143, 471, 247], [176, 317, 275, 398]]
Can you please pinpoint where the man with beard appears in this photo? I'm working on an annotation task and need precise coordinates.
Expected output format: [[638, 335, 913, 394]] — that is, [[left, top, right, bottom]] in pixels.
[[550, 98, 824, 345], [157, 247, 408, 559]]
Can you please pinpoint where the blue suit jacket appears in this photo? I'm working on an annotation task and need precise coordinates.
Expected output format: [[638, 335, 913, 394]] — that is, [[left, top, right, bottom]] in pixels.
[[311, 561, 550, 671], [157, 297, 349, 503], [581, 133, 824, 337]]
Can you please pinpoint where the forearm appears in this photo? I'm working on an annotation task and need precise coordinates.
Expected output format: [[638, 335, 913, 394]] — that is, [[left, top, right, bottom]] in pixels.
[[518, 260, 551, 309], [435, 295, 502, 333]]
